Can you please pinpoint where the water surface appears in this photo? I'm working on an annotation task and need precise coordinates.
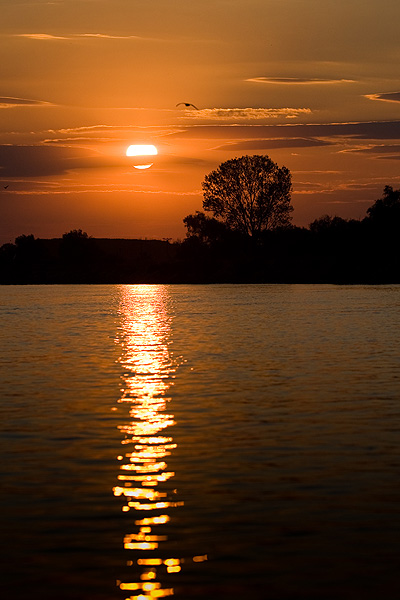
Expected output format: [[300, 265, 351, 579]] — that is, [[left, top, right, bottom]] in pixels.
[[1, 284, 400, 599]]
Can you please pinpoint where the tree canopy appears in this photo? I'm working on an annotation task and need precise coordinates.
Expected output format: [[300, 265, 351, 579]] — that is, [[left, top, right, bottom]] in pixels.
[[182, 211, 229, 244], [202, 154, 293, 237], [62, 229, 90, 241], [366, 185, 400, 227]]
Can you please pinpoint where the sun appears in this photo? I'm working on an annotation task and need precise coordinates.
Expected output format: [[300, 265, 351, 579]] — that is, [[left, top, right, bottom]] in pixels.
[[126, 144, 158, 157], [126, 144, 158, 169]]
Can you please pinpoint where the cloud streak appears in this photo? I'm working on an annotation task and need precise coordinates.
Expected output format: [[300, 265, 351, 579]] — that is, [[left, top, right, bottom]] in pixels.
[[344, 144, 400, 154], [181, 107, 312, 120], [0, 96, 53, 108], [365, 92, 400, 104], [213, 138, 333, 151], [342, 144, 400, 160], [246, 77, 355, 85], [15, 33, 145, 41], [7, 188, 202, 196], [168, 121, 400, 141], [15, 33, 68, 40], [77, 33, 141, 39], [46, 124, 175, 137]]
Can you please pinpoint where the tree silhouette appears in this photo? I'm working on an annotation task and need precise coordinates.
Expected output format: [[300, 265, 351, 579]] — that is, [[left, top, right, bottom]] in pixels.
[[363, 186, 400, 280], [202, 155, 293, 237], [366, 185, 400, 227], [15, 234, 39, 273], [62, 229, 90, 242], [183, 211, 229, 244], [15, 233, 36, 249], [309, 215, 348, 234], [60, 229, 94, 280]]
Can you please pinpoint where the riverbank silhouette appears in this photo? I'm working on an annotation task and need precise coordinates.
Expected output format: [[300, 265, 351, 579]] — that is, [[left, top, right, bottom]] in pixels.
[[1, 185, 399, 284], [0, 217, 398, 285]]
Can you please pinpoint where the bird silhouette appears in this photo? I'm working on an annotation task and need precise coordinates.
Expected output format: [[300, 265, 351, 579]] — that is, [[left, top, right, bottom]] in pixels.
[[3, 185, 8, 189], [176, 102, 199, 110]]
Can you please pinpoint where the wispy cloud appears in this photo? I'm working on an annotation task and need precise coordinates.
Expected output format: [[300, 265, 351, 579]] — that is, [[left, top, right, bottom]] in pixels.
[[42, 124, 175, 146], [47, 124, 171, 135], [43, 137, 120, 145], [76, 33, 141, 39], [246, 77, 355, 85], [15, 33, 68, 40], [48, 125, 140, 134], [0, 96, 54, 108], [213, 138, 334, 151], [365, 92, 400, 104], [342, 144, 400, 158], [181, 107, 312, 120], [15, 32, 144, 41], [8, 188, 202, 196]]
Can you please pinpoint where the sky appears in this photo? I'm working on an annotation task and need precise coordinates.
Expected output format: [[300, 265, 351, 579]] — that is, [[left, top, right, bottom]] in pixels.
[[1, 0, 400, 244]]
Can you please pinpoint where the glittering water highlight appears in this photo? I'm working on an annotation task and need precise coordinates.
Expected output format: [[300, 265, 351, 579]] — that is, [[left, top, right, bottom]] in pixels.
[[113, 285, 206, 599]]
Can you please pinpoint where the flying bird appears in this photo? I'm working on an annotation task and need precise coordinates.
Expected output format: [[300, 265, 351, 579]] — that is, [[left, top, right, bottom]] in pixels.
[[176, 102, 199, 110], [3, 185, 8, 189]]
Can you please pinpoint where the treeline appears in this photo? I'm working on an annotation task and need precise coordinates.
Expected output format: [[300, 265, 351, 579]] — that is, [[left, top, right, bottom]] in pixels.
[[176, 185, 399, 283], [1, 186, 399, 284]]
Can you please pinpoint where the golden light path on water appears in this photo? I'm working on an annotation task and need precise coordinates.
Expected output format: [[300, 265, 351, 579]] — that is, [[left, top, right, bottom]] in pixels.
[[114, 285, 206, 599]]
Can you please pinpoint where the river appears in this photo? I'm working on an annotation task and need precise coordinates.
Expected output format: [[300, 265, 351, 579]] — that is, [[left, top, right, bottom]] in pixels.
[[1, 284, 399, 599]]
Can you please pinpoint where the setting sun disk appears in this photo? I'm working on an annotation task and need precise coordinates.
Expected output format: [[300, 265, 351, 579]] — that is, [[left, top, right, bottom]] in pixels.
[[126, 144, 158, 157]]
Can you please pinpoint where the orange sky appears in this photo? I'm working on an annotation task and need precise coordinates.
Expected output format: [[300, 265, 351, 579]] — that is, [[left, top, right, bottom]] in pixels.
[[1, 0, 400, 244]]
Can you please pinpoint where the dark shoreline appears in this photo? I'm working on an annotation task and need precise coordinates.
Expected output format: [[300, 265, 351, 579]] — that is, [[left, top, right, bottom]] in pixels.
[[1, 223, 399, 285]]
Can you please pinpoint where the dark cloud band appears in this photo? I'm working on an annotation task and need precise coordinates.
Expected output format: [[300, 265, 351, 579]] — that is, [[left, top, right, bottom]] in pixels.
[[214, 138, 333, 151], [365, 92, 400, 104], [168, 121, 400, 141]]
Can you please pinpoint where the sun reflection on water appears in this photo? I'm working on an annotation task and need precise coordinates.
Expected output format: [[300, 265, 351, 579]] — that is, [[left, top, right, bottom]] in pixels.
[[114, 285, 194, 599]]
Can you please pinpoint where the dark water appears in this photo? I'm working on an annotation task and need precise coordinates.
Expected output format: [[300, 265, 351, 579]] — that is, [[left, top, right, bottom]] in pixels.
[[1, 284, 400, 600]]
